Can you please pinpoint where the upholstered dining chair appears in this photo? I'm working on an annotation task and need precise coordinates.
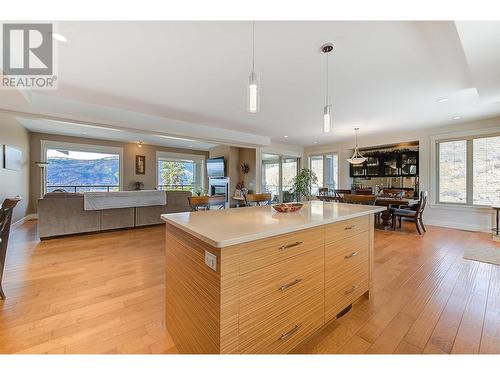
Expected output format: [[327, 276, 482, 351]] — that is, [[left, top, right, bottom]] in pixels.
[[318, 187, 329, 196], [244, 193, 272, 206], [391, 191, 427, 234], [1, 196, 21, 300]]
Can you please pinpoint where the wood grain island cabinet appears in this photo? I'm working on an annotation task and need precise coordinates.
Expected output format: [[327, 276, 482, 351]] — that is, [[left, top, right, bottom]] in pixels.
[[162, 201, 384, 354]]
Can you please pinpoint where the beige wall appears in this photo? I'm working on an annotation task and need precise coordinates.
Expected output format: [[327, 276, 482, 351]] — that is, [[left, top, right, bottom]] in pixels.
[[29, 132, 208, 214], [238, 147, 257, 192], [0, 114, 30, 223]]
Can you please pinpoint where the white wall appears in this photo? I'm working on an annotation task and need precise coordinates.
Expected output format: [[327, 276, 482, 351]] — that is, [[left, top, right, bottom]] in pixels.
[[0, 114, 31, 223], [304, 117, 500, 232]]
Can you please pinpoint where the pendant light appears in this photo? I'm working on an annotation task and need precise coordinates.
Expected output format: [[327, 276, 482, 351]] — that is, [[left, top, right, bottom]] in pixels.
[[347, 128, 367, 165], [321, 43, 334, 133], [247, 21, 259, 113]]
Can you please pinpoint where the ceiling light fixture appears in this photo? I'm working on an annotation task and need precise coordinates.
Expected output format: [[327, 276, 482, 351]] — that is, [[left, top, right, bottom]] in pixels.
[[436, 98, 449, 103], [453, 116, 461, 120], [138, 141, 143, 148], [51, 32, 68, 42], [313, 141, 319, 144], [347, 128, 367, 165], [284, 135, 289, 138], [247, 21, 259, 113], [156, 134, 196, 142], [321, 43, 334, 133]]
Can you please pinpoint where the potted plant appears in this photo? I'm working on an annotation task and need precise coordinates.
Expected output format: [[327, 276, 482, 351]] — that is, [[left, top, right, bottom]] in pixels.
[[290, 168, 318, 201]]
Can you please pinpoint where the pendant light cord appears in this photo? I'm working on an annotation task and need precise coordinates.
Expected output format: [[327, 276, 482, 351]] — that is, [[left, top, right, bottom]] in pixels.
[[325, 52, 329, 106], [252, 21, 255, 73]]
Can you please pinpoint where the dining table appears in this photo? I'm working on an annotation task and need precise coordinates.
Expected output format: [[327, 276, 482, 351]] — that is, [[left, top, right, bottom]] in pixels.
[[316, 194, 420, 228]]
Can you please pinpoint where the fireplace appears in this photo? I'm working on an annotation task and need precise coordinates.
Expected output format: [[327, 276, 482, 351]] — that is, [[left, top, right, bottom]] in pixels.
[[208, 177, 230, 208]]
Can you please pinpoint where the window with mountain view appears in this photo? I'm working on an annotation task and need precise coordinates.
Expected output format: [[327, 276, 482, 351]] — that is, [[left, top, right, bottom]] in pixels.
[[437, 134, 500, 206], [157, 155, 204, 193], [46, 148, 120, 193]]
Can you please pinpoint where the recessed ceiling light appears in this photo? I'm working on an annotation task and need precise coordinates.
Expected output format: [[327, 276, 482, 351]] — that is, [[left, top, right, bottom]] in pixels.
[[284, 135, 289, 138], [51, 32, 68, 42], [313, 141, 319, 144], [81, 131, 87, 135], [189, 145, 193, 148], [453, 116, 461, 120], [436, 98, 449, 103]]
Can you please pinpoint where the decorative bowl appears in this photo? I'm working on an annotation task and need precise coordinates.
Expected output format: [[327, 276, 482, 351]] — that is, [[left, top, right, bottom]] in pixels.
[[272, 202, 303, 213]]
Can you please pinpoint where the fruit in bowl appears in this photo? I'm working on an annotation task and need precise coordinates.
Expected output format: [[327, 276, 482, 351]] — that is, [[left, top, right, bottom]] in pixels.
[[272, 202, 304, 213]]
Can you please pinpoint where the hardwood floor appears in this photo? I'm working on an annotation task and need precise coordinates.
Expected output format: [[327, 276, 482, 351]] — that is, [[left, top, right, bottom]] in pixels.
[[1, 220, 499, 354]]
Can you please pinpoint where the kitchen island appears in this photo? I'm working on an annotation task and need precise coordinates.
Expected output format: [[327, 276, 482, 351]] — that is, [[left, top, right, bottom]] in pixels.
[[161, 201, 385, 354]]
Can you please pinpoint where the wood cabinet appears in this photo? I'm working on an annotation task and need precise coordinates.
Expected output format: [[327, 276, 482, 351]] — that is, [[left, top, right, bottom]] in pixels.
[[165, 214, 375, 354], [349, 150, 419, 177]]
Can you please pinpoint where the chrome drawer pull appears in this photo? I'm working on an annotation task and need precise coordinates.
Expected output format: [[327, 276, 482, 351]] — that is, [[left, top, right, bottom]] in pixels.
[[345, 285, 358, 294], [279, 278, 302, 291], [278, 324, 302, 341], [279, 241, 303, 250], [344, 251, 358, 259], [344, 225, 357, 230]]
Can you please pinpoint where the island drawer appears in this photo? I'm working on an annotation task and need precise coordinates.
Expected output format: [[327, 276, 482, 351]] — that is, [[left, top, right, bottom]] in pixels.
[[238, 246, 324, 335], [238, 226, 324, 275], [324, 215, 369, 244], [238, 291, 324, 353], [325, 260, 369, 322], [325, 232, 369, 278]]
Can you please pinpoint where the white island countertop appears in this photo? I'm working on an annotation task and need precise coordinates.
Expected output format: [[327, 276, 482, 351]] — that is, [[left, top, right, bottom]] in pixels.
[[161, 201, 385, 248]]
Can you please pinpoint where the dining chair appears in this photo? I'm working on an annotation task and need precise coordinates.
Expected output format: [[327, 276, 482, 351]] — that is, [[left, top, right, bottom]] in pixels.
[[244, 193, 272, 206], [342, 194, 377, 205], [318, 188, 329, 196], [1, 196, 21, 300], [391, 191, 427, 234], [188, 196, 210, 211]]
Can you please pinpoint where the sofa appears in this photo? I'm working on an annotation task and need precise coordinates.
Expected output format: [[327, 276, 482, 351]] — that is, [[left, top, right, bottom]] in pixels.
[[37, 190, 191, 239]]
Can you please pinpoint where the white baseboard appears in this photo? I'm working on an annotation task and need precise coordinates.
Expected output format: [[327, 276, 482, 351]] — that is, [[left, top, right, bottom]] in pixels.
[[425, 219, 491, 233], [12, 214, 38, 229]]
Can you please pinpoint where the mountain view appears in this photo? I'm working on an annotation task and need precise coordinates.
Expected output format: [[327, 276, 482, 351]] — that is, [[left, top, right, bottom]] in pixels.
[[47, 156, 120, 191]]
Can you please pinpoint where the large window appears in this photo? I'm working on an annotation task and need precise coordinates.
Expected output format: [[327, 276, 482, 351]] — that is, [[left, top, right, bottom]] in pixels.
[[43, 141, 122, 193], [438, 140, 467, 203], [157, 152, 204, 193], [261, 153, 300, 203], [437, 134, 500, 206], [308, 153, 339, 195]]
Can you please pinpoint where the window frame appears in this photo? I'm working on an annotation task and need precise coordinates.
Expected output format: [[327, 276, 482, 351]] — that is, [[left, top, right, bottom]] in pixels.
[[41, 140, 124, 192], [308, 152, 339, 193], [155, 151, 206, 192], [432, 127, 500, 209]]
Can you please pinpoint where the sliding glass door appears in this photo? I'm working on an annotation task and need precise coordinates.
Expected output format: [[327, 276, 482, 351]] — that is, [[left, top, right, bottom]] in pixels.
[[308, 153, 339, 195], [262, 153, 300, 203]]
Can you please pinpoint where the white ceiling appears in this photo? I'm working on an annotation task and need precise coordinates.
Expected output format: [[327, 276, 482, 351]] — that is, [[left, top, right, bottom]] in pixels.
[[2, 21, 500, 147], [17, 117, 218, 151]]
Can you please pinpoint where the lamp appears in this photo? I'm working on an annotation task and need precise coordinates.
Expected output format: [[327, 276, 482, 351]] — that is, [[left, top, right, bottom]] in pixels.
[[34, 161, 49, 198], [347, 128, 367, 165], [321, 43, 334, 133], [247, 21, 259, 113]]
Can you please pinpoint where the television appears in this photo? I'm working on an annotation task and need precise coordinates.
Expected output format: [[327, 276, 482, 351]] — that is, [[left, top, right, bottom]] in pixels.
[[207, 157, 225, 178]]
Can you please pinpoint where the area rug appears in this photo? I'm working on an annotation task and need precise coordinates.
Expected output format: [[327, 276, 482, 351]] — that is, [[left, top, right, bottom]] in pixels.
[[463, 247, 500, 266]]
